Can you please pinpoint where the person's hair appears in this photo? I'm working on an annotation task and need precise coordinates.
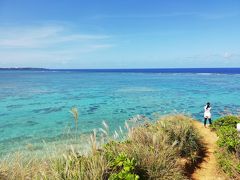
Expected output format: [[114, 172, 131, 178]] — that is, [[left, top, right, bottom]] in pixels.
[[206, 102, 210, 109]]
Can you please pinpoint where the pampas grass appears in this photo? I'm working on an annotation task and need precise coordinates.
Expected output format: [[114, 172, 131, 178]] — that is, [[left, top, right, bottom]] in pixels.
[[70, 107, 79, 131], [0, 114, 202, 180]]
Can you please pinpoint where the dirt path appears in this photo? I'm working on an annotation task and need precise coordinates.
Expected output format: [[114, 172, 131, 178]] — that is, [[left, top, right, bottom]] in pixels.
[[190, 120, 227, 180]]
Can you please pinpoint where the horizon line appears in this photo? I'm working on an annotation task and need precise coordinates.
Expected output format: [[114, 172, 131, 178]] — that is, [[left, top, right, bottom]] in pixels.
[[1, 67, 240, 70]]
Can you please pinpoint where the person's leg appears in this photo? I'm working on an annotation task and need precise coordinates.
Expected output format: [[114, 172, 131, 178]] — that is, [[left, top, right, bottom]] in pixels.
[[209, 118, 212, 125], [204, 118, 207, 127]]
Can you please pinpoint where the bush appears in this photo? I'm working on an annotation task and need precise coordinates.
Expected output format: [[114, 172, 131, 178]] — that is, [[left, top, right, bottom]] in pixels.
[[216, 126, 240, 152], [215, 148, 240, 179], [211, 115, 240, 179], [0, 115, 202, 180], [211, 115, 240, 152], [108, 153, 139, 180], [211, 115, 240, 129], [103, 127, 184, 179], [103, 115, 202, 179], [159, 116, 202, 162], [215, 149, 234, 177]]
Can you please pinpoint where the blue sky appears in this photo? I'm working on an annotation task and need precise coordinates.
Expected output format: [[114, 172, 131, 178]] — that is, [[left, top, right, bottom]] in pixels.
[[0, 0, 239, 68]]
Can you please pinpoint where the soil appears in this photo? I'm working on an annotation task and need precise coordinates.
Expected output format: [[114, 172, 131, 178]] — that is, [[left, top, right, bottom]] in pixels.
[[190, 120, 228, 180]]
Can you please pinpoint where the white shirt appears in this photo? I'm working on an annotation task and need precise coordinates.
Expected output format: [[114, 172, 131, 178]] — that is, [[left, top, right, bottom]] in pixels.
[[204, 105, 211, 118]]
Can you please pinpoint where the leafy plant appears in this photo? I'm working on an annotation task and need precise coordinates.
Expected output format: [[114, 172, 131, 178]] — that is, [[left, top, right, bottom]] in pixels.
[[109, 153, 139, 180], [211, 116, 240, 179], [237, 163, 240, 173], [216, 126, 240, 152], [215, 150, 234, 177], [211, 115, 240, 130]]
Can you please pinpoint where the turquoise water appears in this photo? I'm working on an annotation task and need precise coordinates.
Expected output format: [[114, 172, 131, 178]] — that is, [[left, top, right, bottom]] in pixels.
[[1, 70, 240, 155]]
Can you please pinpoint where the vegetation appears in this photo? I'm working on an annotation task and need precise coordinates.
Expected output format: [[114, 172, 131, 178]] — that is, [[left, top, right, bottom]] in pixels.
[[70, 107, 79, 131], [108, 153, 139, 180], [0, 115, 202, 179], [210, 115, 240, 179]]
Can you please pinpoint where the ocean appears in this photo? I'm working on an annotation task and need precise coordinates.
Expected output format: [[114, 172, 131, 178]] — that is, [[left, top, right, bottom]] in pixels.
[[1, 68, 240, 155]]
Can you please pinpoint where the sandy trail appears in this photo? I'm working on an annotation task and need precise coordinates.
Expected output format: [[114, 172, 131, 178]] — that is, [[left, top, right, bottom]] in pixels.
[[190, 120, 227, 180]]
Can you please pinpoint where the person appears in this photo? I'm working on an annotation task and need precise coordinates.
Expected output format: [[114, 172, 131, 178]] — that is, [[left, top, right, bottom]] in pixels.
[[204, 102, 212, 127]]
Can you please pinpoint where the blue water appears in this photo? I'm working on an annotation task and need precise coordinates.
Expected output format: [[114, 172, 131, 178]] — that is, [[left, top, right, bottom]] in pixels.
[[1, 68, 240, 155]]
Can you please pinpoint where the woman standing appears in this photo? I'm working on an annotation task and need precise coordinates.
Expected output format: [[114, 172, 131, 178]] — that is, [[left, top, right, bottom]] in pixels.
[[204, 102, 212, 127]]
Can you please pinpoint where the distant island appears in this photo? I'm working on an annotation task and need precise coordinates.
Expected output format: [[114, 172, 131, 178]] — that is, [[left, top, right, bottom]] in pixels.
[[1, 67, 240, 74], [0, 67, 49, 71]]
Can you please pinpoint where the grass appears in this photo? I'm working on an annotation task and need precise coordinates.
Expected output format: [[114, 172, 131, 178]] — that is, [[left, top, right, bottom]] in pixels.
[[0, 114, 202, 180], [70, 107, 79, 131], [210, 115, 240, 179]]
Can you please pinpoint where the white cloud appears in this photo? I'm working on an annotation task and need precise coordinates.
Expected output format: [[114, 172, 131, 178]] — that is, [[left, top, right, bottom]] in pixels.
[[88, 44, 115, 50], [223, 52, 233, 59], [92, 12, 239, 20], [0, 25, 111, 48], [0, 24, 114, 67], [198, 12, 239, 20], [183, 52, 240, 62], [179, 52, 240, 67]]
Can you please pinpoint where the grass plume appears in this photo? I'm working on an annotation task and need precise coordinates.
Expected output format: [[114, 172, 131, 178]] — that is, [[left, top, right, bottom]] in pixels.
[[0, 114, 202, 179], [70, 107, 79, 131]]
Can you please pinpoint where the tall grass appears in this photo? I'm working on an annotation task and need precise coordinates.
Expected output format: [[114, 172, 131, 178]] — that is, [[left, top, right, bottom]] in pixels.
[[70, 107, 79, 131], [0, 114, 202, 179]]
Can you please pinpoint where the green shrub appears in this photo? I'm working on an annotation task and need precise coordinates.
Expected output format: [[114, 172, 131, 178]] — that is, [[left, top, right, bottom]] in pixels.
[[215, 149, 234, 177], [109, 153, 139, 180], [211, 115, 240, 179], [159, 116, 202, 162], [216, 126, 240, 152], [103, 127, 184, 179], [215, 148, 240, 179], [211, 115, 240, 129], [237, 163, 240, 173], [102, 115, 201, 180], [211, 115, 240, 152]]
